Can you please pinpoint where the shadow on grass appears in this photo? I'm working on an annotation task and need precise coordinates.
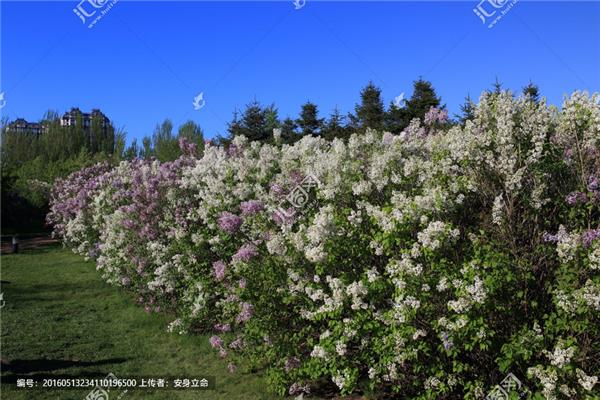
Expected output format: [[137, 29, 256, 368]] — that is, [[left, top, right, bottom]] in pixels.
[[3, 358, 128, 374], [1, 242, 63, 257], [1, 372, 110, 385]]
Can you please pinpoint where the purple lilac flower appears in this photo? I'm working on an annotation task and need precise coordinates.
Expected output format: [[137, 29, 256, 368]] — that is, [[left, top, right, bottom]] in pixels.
[[236, 302, 253, 324], [382, 132, 394, 145], [121, 277, 131, 286], [270, 182, 285, 196], [122, 219, 136, 229], [144, 305, 152, 313], [224, 294, 240, 303], [582, 229, 600, 247], [227, 144, 241, 157], [566, 191, 588, 205], [424, 107, 449, 125], [240, 200, 264, 216], [178, 137, 197, 156], [233, 244, 258, 262], [290, 171, 305, 185], [588, 175, 599, 191], [209, 335, 223, 349], [272, 208, 296, 225], [289, 382, 310, 396], [154, 306, 161, 313], [219, 348, 228, 358], [218, 212, 243, 234], [212, 261, 227, 281], [543, 232, 559, 243], [440, 331, 453, 350], [238, 278, 247, 289], [284, 357, 301, 373], [214, 323, 231, 333], [229, 337, 245, 350]]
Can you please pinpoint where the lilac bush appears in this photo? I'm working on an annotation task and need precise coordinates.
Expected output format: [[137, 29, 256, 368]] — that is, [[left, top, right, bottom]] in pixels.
[[48, 91, 600, 399]]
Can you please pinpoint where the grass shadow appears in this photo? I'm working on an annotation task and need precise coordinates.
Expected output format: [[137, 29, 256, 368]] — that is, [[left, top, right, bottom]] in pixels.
[[2, 358, 129, 374]]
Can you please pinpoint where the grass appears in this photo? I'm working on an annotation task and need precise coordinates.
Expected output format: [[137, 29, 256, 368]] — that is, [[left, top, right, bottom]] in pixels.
[[0, 245, 281, 400]]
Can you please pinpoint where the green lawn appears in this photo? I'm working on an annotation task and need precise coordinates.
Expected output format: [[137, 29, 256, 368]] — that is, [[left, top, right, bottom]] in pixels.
[[0, 245, 281, 400]]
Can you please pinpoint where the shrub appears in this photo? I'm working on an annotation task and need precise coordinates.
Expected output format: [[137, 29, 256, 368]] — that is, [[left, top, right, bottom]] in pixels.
[[48, 92, 600, 399]]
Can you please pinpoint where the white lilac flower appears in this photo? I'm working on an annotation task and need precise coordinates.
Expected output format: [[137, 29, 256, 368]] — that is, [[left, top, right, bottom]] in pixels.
[[310, 345, 327, 359], [576, 369, 598, 391], [335, 341, 347, 356], [544, 341, 576, 368]]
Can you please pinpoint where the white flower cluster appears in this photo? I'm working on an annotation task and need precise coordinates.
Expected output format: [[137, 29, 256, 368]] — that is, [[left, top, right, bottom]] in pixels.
[[47, 91, 600, 398]]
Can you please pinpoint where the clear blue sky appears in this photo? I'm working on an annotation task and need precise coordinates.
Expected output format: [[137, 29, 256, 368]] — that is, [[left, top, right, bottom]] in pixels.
[[1, 1, 599, 141]]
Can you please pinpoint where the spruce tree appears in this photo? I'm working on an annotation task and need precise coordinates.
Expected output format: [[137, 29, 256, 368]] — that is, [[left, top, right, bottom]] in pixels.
[[492, 77, 503, 94], [229, 100, 272, 143], [178, 120, 205, 154], [280, 117, 299, 144], [264, 104, 281, 139], [322, 107, 348, 141], [227, 109, 244, 138], [242, 100, 268, 142], [385, 103, 406, 134], [354, 82, 385, 131], [456, 94, 476, 126], [523, 81, 540, 103], [403, 78, 442, 127], [296, 101, 324, 137]]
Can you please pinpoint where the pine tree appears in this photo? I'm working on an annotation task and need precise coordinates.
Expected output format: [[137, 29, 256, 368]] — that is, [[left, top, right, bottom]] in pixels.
[[385, 102, 406, 134], [323, 107, 348, 141], [456, 94, 476, 126], [229, 100, 272, 142], [124, 138, 139, 160], [280, 117, 299, 144], [243, 100, 270, 142], [492, 77, 503, 94], [178, 120, 205, 154], [403, 78, 442, 127], [264, 104, 281, 135], [141, 136, 153, 159], [153, 119, 179, 161], [227, 109, 244, 138], [296, 101, 324, 137], [354, 82, 385, 131], [523, 81, 540, 103]]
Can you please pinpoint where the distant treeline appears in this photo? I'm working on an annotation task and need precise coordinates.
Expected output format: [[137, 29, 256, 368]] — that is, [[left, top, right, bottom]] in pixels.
[[0, 78, 539, 233]]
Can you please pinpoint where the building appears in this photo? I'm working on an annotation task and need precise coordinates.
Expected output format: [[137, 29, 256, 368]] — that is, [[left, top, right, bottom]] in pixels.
[[6, 108, 110, 135], [6, 118, 46, 135], [60, 108, 110, 132]]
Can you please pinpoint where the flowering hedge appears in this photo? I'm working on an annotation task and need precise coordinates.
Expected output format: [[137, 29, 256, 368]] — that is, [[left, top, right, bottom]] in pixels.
[[48, 92, 599, 399]]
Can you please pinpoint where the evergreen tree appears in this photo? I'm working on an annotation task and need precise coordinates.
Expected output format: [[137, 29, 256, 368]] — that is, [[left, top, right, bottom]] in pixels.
[[385, 103, 406, 134], [296, 101, 324, 137], [141, 136, 153, 159], [227, 109, 244, 138], [322, 107, 348, 141], [229, 100, 272, 142], [264, 104, 281, 137], [492, 77, 503, 94], [242, 100, 269, 142], [124, 138, 139, 160], [523, 81, 540, 103], [178, 120, 205, 154], [456, 94, 476, 126], [280, 117, 299, 144], [403, 78, 442, 127], [151, 119, 179, 161], [354, 82, 385, 131]]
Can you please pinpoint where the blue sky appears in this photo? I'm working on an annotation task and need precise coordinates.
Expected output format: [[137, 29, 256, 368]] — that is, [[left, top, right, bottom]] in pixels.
[[1, 1, 599, 141]]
